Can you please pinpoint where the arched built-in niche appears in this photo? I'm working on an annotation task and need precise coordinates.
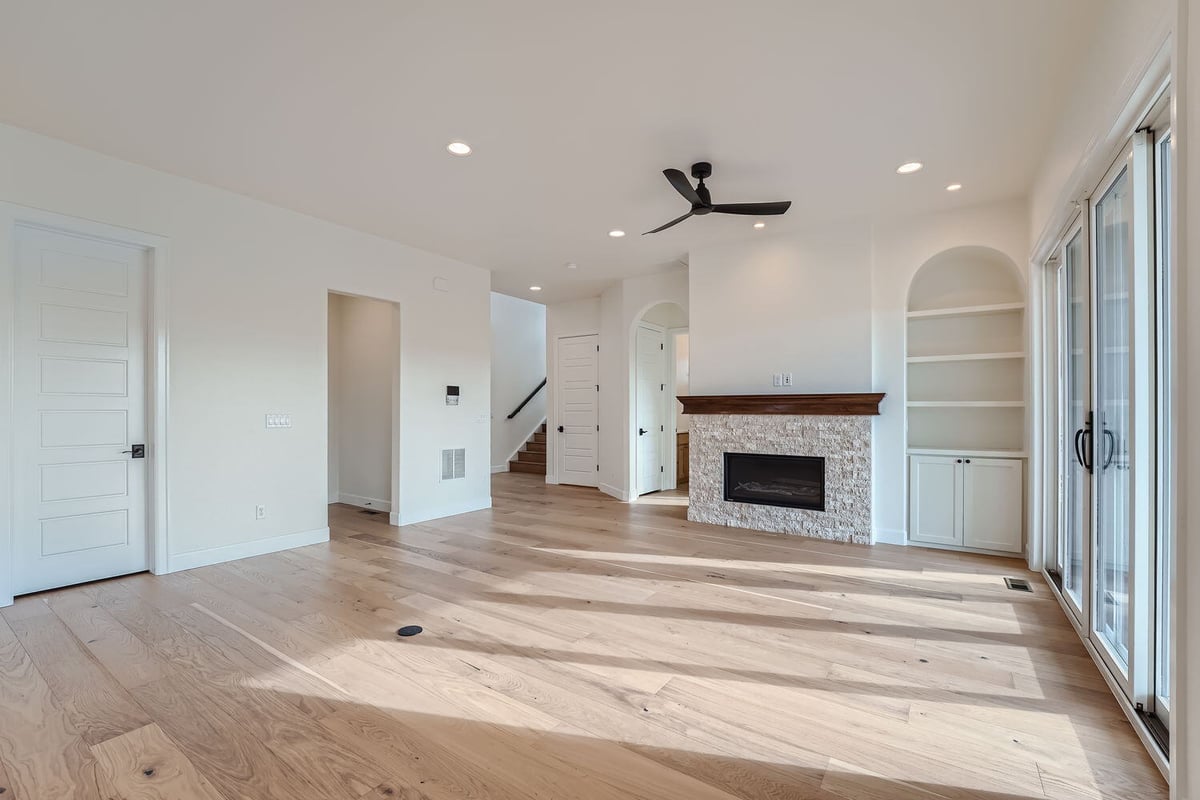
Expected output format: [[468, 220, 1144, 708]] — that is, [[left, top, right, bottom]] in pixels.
[[906, 246, 1025, 454], [905, 246, 1026, 555]]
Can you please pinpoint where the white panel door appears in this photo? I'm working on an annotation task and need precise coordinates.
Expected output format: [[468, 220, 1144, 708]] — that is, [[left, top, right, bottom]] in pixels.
[[908, 455, 962, 546], [635, 325, 665, 495], [962, 458, 1024, 553], [13, 226, 149, 595], [556, 334, 599, 486]]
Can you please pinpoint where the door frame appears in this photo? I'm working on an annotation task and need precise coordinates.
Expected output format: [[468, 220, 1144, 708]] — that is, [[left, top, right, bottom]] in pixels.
[[0, 203, 171, 607]]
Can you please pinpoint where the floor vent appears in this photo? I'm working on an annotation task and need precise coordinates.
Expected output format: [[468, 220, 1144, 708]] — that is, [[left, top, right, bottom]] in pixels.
[[1004, 577, 1033, 592]]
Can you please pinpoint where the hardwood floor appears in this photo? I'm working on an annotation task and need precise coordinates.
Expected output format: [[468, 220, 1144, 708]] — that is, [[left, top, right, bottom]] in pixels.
[[0, 472, 1167, 799]]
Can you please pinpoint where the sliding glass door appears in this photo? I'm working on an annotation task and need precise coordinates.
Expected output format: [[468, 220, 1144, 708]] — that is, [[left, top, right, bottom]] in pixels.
[[1060, 226, 1088, 622], [1092, 154, 1134, 678], [1045, 107, 1173, 749]]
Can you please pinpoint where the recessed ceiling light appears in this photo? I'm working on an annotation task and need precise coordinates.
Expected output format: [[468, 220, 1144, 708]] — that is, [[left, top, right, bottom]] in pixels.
[[946, 183, 963, 192], [529, 285, 542, 292], [896, 161, 923, 174], [566, 262, 578, 269], [753, 222, 766, 229], [608, 229, 626, 238], [446, 141, 472, 156]]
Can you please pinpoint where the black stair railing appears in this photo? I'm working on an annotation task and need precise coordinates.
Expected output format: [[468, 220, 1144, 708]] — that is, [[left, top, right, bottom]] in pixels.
[[506, 378, 546, 419]]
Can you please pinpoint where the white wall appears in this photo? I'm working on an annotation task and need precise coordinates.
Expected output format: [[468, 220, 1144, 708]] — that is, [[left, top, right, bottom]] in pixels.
[[544, 296, 601, 483], [673, 331, 690, 434], [0, 122, 491, 601], [688, 222, 873, 395], [490, 292, 546, 471], [1175, 0, 1196, 791], [1030, 0, 1174, 245], [328, 292, 396, 509]]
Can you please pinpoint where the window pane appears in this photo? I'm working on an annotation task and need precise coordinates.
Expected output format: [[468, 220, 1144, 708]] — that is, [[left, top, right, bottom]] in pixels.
[[1063, 230, 1087, 609], [1156, 133, 1172, 712], [1094, 166, 1133, 669]]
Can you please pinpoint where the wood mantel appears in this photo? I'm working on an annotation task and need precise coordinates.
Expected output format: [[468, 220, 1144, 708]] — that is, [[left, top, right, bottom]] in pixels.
[[677, 393, 885, 416]]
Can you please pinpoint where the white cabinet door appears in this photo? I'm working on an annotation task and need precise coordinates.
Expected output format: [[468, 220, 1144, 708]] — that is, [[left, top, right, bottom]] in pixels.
[[909, 456, 962, 546], [962, 458, 1024, 553]]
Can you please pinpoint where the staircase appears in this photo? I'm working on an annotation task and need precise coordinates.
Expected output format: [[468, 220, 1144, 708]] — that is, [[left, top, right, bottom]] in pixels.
[[509, 422, 547, 474]]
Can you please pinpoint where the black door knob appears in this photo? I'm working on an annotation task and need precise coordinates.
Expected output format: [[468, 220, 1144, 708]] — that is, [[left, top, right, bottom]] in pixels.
[[638, 428, 648, 436], [557, 425, 564, 433]]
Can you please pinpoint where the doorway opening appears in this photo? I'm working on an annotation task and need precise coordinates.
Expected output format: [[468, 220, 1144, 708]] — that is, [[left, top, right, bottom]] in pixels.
[[633, 302, 689, 497], [327, 292, 399, 517]]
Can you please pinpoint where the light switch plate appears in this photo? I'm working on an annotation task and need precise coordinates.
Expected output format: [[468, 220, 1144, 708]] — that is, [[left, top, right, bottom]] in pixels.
[[265, 413, 292, 429]]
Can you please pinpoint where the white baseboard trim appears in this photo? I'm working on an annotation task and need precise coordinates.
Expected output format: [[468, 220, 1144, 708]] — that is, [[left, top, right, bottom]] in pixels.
[[167, 526, 330, 573], [873, 528, 907, 546], [391, 495, 491, 527], [338, 492, 392, 512], [491, 464, 510, 474], [545, 474, 559, 484], [0, 593, 12, 609], [600, 482, 633, 502]]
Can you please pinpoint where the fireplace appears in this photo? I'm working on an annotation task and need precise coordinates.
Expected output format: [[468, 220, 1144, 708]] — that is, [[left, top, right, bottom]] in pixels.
[[723, 452, 825, 512]]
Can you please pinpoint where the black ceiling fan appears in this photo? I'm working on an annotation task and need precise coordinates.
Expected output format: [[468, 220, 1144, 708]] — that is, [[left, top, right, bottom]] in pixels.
[[643, 161, 791, 235]]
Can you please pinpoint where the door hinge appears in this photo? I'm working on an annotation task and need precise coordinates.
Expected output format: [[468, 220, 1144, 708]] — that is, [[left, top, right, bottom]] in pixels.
[[596, 464, 600, 471], [660, 383, 664, 391], [596, 345, 599, 352], [596, 384, 599, 391], [660, 343, 664, 350], [660, 425, 664, 431], [596, 424, 599, 431], [660, 465, 664, 473]]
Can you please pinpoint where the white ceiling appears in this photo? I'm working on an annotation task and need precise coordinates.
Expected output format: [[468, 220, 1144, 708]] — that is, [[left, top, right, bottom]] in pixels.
[[0, 1, 1095, 304]]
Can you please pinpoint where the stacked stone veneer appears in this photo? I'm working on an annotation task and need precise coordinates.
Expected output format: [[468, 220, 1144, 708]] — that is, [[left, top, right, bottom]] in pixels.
[[688, 414, 872, 544]]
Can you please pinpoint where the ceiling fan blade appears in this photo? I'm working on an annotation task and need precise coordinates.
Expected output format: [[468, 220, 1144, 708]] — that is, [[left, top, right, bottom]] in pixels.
[[663, 168, 702, 206], [711, 201, 792, 216], [642, 211, 694, 235]]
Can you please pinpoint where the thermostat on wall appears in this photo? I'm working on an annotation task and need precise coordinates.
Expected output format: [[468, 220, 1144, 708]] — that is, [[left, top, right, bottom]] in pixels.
[[446, 385, 460, 406]]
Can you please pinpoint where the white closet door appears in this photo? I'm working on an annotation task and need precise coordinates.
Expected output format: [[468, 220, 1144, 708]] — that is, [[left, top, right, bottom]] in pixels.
[[13, 225, 150, 595], [635, 325, 665, 495], [556, 334, 599, 486]]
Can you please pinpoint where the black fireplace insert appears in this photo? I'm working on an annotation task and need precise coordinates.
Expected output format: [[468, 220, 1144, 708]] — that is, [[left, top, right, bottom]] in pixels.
[[723, 452, 825, 511]]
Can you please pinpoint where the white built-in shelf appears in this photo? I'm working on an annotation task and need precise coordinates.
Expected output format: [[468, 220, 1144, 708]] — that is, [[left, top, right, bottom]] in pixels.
[[905, 301, 1025, 320], [906, 351, 1025, 364], [907, 447, 1027, 458], [907, 400, 1025, 408]]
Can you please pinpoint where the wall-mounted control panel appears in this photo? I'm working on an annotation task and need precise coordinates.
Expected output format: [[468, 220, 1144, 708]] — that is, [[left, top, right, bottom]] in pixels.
[[265, 413, 292, 428], [446, 385, 460, 406]]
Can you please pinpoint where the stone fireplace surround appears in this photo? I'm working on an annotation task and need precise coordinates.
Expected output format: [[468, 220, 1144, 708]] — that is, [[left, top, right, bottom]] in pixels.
[[679, 394, 884, 545]]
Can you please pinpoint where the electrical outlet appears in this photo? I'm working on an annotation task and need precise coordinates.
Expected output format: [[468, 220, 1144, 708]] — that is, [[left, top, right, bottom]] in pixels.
[[783, 373, 793, 387], [255, 504, 266, 520]]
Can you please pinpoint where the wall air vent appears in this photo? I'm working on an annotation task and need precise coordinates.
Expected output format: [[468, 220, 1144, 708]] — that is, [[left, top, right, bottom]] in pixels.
[[441, 448, 466, 480]]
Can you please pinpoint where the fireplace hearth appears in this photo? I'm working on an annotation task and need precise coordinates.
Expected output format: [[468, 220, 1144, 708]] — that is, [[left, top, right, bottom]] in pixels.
[[723, 452, 825, 511]]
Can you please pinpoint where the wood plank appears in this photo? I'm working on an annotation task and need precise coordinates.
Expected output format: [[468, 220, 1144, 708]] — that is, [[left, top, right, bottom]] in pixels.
[[7, 611, 152, 746], [91, 722, 228, 800], [0, 616, 102, 799]]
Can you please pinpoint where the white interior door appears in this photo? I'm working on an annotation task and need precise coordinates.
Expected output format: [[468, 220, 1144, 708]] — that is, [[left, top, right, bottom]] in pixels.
[[635, 325, 665, 495], [13, 225, 149, 595], [556, 334, 598, 486]]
